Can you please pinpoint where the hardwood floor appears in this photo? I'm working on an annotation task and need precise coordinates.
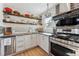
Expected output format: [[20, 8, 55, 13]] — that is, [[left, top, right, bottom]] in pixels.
[[15, 47, 48, 56]]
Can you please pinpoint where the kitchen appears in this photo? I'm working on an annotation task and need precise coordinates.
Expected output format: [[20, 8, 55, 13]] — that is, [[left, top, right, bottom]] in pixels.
[[0, 3, 79, 56]]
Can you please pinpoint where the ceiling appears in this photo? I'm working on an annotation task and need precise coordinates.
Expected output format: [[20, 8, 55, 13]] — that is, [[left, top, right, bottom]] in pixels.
[[3, 3, 57, 17]]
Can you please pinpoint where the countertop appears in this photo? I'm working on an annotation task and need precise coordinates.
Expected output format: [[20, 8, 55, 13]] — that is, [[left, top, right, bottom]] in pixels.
[[0, 32, 39, 38], [0, 32, 53, 38]]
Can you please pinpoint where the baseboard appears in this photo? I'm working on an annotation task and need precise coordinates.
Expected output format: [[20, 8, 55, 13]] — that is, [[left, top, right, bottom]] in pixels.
[[37, 46, 48, 55]]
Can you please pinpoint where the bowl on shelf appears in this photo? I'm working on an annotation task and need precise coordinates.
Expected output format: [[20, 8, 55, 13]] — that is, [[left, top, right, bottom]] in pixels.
[[13, 11, 20, 16], [3, 7, 13, 14]]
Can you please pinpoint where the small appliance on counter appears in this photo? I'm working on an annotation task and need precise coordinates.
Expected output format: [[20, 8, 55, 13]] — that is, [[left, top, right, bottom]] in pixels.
[[3, 27, 12, 35]]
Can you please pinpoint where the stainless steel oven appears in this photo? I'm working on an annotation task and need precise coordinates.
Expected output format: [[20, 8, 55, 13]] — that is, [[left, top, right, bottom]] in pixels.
[[50, 41, 75, 56], [49, 35, 79, 56]]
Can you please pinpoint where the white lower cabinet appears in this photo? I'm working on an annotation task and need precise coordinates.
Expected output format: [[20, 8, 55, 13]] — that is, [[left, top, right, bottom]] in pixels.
[[24, 35, 32, 49], [24, 34, 37, 49], [31, 34, 37, 47], [16, 34, 37, 52], [16, 36, 25, 52], [37, 34, 43, 46], [16, 34, 49, 54], [37, 34, 49, 53], [38, 35, 44, 49], [43, 35, 49, 53]]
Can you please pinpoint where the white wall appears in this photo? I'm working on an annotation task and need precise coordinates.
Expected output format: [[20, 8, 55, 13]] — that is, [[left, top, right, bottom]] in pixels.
[[3, 3, 55, 17], [4, 23, 37, 33], [0, 3, 3, 26]]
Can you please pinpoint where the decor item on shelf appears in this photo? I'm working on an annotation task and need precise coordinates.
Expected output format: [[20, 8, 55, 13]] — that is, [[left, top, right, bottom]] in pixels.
[[30, 14, 36, 19], [5, 16, 11, 22], [3, 10, 41, 20], [38, 20, 42, 25], [20, 14, 24, 17], [3, 7, 13, 14], [3, 27, 12, 35], [24, 12, 31, 17], [36, 25, 43, 32], [13, 11, 20, 16]]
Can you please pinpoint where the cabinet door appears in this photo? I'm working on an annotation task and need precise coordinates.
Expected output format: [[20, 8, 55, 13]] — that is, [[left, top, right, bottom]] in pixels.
[[59, 3, 70, 14], [38, 34, 49, 53], [36, 34, 40, 46], [37, 34, 43, 47], [43, 35, 49, 53], [38, 34, 44, 50], [24, 35, 32, 49], [16, 36, 25, 52], [31, 34, 37, 47]]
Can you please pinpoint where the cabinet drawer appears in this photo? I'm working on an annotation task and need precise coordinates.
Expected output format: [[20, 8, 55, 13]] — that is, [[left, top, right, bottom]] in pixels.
[[16, 42, 24, 47], [16, 36, 24, 41], [16, 38, 24, 42], [16, 39, 24, 44], [16, 45, 24, 52]]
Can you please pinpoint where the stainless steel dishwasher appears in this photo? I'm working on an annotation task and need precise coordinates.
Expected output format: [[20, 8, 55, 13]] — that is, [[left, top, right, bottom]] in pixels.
[[4, 36, 16, 56], [0, 36, 16, 56]]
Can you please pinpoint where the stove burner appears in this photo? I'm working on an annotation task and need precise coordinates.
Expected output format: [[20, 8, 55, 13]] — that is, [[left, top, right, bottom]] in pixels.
[[52, 34, 79, 43]]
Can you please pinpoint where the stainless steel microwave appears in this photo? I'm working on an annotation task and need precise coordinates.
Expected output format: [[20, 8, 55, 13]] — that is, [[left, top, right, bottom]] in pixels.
[[56, 17, 79, 26]]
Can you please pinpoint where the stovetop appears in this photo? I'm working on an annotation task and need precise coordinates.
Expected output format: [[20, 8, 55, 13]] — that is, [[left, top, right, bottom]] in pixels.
[[52, 33, 79, 43]]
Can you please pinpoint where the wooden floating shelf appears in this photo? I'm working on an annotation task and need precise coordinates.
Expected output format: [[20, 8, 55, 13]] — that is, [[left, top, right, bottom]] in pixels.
[[3, 20, 38, 25], [3, 13, 41, 20]]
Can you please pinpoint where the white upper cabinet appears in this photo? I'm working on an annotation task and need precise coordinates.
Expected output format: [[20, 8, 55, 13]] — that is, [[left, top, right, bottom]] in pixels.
[[55, 3, 71, 15], [70, 3, 79, 10], [59, 3, 71, 13]]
